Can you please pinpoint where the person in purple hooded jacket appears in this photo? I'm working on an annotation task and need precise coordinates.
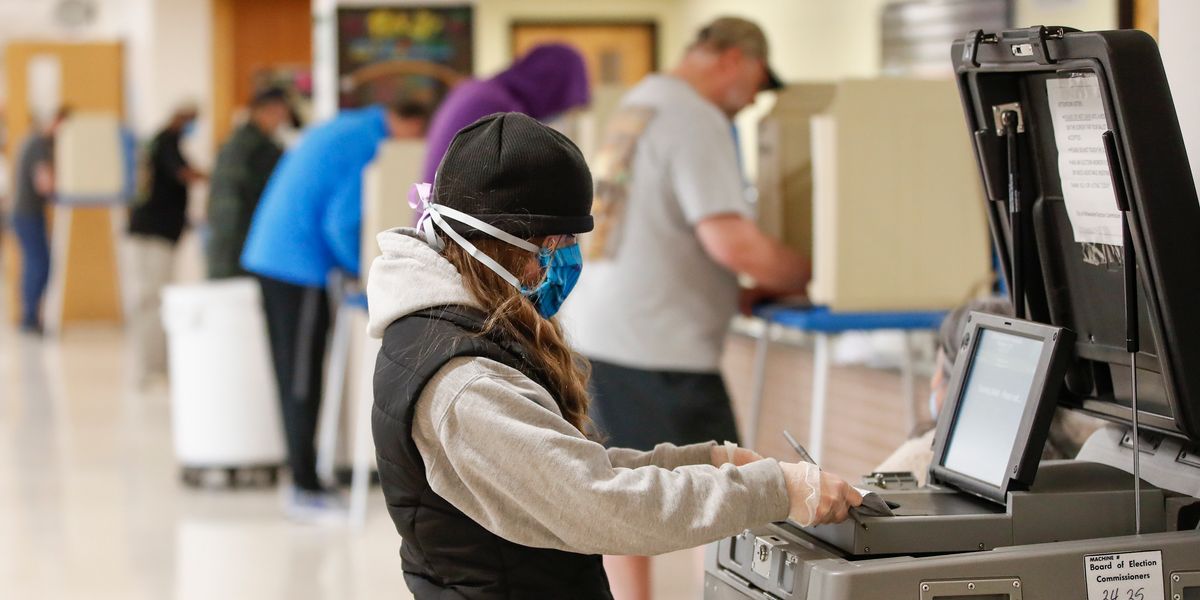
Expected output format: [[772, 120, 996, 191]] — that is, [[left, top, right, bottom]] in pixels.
[[419, 43, 591, 185]]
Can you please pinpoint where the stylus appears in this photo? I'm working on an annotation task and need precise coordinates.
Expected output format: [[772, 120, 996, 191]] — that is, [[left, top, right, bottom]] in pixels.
[[783, 430, 817, 465]]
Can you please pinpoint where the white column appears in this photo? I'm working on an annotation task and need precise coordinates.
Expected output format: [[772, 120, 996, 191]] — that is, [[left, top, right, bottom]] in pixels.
[[1160, 0, 1200, 192], [312, 0, 338, 121]]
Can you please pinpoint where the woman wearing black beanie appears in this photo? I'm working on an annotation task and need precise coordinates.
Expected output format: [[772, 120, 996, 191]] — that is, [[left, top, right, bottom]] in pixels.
[[365, 112, 861, 599]]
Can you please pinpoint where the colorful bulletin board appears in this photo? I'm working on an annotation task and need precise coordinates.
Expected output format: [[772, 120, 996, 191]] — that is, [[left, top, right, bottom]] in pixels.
[[336, 5, 473, 109]]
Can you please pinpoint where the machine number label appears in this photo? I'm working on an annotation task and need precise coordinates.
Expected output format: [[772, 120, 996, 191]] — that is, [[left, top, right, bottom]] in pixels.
[[1084, 551, 1164, 600]]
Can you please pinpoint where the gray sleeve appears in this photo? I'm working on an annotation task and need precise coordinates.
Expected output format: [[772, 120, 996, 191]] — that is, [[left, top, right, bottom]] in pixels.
[[668, 117, 752, 224], [35, 137, 54, 165], [606, 442, 716, 470], [416, 368, 789, 556]]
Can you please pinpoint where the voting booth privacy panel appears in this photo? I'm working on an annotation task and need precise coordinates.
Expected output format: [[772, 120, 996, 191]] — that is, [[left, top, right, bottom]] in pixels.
[[360, 140, 421, 273], [55, 112, 127, 205], [756, 79, 993, 312], [704, 27, 1200, 600]]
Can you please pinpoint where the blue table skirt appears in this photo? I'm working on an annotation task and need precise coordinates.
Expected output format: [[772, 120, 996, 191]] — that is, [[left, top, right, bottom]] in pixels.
[[754, 304, 946, 334]]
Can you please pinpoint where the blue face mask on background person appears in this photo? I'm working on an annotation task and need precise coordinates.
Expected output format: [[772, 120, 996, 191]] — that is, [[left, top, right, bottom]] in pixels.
[[525, 244, 582, 318], [182, 120, 197, 137]]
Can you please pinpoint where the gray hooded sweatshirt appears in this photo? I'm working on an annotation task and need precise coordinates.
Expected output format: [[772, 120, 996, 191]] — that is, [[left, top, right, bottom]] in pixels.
[[365, 228, 789, 556]]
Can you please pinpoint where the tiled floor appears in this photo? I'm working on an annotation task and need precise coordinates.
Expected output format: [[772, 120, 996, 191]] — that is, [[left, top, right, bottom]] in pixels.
[[0, 324, 408, 600], [0, 311, 924, 599]]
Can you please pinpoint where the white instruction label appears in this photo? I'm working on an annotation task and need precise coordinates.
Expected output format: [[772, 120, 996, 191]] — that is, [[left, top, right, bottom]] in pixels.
[[1084, 550, 1165, 600], [1046, 75, 1123, 246]]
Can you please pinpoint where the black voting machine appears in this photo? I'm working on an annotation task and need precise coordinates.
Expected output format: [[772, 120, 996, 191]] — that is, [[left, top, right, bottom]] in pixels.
[[704, 27, 1200, 600]]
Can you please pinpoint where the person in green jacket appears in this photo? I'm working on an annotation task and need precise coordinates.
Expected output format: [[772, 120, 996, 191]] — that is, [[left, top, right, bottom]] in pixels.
[[206, 88, 294, 279]]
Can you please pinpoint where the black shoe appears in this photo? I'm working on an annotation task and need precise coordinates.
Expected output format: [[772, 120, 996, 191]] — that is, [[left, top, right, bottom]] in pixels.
[[19, 322, 44, 336]]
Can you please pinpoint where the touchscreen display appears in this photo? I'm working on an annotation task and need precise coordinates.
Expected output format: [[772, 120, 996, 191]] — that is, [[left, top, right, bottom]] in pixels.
[[941, 329, 1044, 486]]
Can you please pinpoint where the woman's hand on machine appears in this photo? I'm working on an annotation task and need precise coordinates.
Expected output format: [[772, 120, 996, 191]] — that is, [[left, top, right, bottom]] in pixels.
[[779, 462, 863, 526]]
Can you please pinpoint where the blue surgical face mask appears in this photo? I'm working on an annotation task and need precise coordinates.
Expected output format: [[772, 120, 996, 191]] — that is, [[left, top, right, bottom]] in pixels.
[[524, 244, 582, 318], [928, 389, 940, 421], [410, 183, 584, 319], [182, 120, 197, 137]]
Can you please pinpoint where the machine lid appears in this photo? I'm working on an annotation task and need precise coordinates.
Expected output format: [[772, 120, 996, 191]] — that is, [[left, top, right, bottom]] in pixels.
[[952, 27, 1200, 442]]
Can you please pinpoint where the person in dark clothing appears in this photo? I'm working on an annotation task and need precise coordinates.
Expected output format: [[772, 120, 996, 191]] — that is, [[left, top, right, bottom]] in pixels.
[[128, 103, 205, 384], [10, 107, 70, 334], [206, 88, 293, 279], [240, 101, 429, 521]]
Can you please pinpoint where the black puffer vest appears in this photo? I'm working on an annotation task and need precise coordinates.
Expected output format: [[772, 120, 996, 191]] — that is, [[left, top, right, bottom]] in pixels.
[[372, 305, 613, 599]]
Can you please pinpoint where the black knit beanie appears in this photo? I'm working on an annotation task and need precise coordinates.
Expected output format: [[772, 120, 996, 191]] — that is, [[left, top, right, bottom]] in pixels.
[[431, 112, 594, 239]]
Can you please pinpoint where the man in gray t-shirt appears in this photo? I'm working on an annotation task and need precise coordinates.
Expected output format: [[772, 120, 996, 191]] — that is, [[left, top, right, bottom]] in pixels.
[[560, 18, 811, 599]]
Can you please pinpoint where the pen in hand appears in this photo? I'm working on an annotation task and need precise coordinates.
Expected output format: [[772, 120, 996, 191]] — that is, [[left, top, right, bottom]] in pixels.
[[782, 429, 817, 465]]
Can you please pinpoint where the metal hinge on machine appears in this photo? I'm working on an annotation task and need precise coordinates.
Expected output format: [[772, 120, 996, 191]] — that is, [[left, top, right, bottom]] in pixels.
[[862, 471, 919, 490], [963, 26, 1067, 67]]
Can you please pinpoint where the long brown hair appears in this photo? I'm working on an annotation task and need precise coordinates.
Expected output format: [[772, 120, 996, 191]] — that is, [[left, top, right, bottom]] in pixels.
[[440, 237, 593, 433]]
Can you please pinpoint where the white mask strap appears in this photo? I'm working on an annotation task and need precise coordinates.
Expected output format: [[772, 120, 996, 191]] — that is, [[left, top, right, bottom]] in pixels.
[[411, 183, 540, 291], [432, 204, 540, 253]]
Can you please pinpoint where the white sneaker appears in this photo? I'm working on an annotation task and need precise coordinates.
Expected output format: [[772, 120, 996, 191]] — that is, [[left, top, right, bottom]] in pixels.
[[283, 486, 348, 525]]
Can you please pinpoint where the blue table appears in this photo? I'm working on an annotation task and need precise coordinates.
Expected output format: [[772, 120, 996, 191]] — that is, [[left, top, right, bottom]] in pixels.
[[747, 304, 946, 462]]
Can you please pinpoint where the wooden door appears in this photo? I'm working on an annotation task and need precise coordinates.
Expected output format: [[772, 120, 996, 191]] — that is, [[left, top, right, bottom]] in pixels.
[[511, 22, 657, 89], [1120, 0, 1159, 38], [212, 0, 312, 147], [3, 42, 124, 325]]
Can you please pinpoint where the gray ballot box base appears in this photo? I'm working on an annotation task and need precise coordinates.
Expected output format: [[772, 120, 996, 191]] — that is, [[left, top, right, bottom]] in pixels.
[[803, 461, 1166, 556], [707, 459, 1185, 600], [707, 525, 1200, 600]]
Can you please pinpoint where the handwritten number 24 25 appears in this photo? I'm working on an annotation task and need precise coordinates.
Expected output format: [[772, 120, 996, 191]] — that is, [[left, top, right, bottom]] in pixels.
[[1101, 588, 1145, 600]]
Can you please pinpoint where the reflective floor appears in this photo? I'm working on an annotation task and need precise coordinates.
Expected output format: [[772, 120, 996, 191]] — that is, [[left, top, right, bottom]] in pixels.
[[0, 321, 699, 599]]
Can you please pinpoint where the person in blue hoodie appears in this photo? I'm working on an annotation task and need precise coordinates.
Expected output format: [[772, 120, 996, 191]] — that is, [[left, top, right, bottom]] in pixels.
[[240, 101, 429, 520]]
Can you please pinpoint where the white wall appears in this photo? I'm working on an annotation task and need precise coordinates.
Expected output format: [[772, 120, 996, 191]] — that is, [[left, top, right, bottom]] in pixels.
[[141, 0, 213, 168], [0, 0, 214, 166], [0, 0, 129, 41], [1013, 0, 1118, 31], [0, 0, 129, 107], [122, 0, 156, 135], [677, 0, 892, 178], [122, 0, 213, 166], [1160, 0, 1200, 190]]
